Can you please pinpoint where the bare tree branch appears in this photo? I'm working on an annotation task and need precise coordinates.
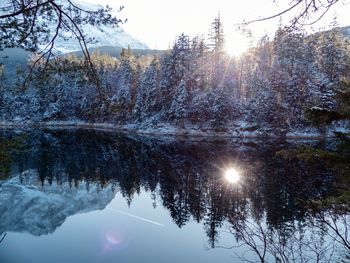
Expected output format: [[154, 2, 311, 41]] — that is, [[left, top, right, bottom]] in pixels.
[[0, 1, 49, 19], [0, 0, 122, 99], [243, 0, 304, 25], [242, 0, 341, 27]]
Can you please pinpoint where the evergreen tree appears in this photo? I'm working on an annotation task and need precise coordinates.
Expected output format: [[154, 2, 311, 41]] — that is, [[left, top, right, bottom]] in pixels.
[[211, 90, 231, 132], [159, 34, 191, 118], [313, 29, 350, 110], [208, 13, 225, 54], [169, 80, 188, 127], [187, 36, 209, 92], [306, 79, 350, 128], [111, 49, 139, 119], [134, 57, 160, 120], [271, 27, 315, 127], [208, 14, 225, 89]]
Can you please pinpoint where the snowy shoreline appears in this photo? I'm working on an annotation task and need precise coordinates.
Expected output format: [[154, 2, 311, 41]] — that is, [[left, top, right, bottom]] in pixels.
[[0, 120, 346, 139]]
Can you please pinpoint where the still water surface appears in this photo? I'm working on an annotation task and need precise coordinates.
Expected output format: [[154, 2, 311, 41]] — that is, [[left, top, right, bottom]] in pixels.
[[0, 129, 348, 262]]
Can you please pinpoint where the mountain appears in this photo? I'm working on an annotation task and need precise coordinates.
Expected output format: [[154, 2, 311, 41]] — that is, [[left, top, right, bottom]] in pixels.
[[53, 25, 149, 54], [50, 1, 149, 54], [0, 48, 31, 79]]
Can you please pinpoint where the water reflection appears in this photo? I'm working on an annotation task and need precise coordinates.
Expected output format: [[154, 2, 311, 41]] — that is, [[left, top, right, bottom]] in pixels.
[[0, 129, 348, 262], [224, 168, 240, 184], [0, 233, 6, 244]]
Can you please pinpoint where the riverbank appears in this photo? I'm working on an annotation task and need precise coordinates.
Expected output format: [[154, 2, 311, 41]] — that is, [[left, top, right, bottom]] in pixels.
[[0, 120, 348, 139]]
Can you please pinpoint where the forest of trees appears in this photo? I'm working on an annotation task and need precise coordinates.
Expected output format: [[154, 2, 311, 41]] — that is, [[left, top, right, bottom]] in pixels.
[[1, 16, 350, 136]]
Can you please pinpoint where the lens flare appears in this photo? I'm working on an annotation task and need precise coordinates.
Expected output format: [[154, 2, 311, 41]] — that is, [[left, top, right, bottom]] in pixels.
[[102, 231, 123, 252], [225, 168, 240, 184], [105, 233, 121, 245]]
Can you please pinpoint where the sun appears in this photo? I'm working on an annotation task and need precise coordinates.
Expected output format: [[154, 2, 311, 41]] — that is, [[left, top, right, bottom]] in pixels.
[[225, 33, 249, 57]]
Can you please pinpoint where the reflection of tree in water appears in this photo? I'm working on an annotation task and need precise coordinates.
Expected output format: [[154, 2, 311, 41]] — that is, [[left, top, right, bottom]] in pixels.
[[0, 233, 6, 244], [224, 212, 339, 263], [1, 130, 349, 261], [223, 141, 350, 262], [0, 133, 24, 179]]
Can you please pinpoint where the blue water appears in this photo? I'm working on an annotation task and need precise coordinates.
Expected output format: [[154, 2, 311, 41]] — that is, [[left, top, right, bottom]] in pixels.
[[0, 129, 347, 262], [1, 191, 236, 263]]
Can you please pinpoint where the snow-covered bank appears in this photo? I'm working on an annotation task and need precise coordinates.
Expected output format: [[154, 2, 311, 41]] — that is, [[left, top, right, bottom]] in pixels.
[[0, 120, 347, 139]]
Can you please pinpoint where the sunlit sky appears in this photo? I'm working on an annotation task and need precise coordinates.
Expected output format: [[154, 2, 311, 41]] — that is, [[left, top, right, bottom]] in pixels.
[[84, 0, 350, 54]]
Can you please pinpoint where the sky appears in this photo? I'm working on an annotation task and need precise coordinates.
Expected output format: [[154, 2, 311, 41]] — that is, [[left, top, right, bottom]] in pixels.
[[84, 0, 350, 55]]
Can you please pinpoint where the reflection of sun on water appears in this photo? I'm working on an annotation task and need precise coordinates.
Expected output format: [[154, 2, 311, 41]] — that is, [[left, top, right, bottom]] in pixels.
[[225, 168, 240, 184]]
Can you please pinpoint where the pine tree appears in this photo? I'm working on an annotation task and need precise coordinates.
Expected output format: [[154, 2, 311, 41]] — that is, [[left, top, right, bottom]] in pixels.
[[313, 29, 350, 110], [271, 27, 315, 127], [208, 13, 225, 89], [208, 13, 225, 55], [169, 80, 188, 127], [134, 57, 160, 120], [159, 34, 191, 117], [111, 49, 139, 119], [306, 79, 350, 128], [243, 35, 272, 103], [249, 77, 287, 132], [317, 29, 350, 83], [188, 36, 210, 91], [211, 89, 231, 132]]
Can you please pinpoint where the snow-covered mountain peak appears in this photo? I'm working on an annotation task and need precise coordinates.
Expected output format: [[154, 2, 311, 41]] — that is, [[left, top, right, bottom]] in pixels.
[[74, 0, 104, 11], [50, 1, 149, 53]]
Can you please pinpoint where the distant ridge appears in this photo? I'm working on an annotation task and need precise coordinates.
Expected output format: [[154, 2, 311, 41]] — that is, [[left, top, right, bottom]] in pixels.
[[51, 25, 149, 54], [68, 46, 166, 58], [43, 1, 149, 54]]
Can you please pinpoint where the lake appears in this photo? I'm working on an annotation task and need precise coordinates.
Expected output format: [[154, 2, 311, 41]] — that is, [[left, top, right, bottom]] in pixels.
[[0, 129, 349, 262]]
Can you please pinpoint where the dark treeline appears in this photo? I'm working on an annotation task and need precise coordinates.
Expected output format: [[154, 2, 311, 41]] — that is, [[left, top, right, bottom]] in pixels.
[[0, 18, 350, 135]]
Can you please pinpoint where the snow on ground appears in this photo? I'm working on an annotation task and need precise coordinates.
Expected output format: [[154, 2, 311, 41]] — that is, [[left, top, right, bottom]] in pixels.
[[0, 120, 348, 138]]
